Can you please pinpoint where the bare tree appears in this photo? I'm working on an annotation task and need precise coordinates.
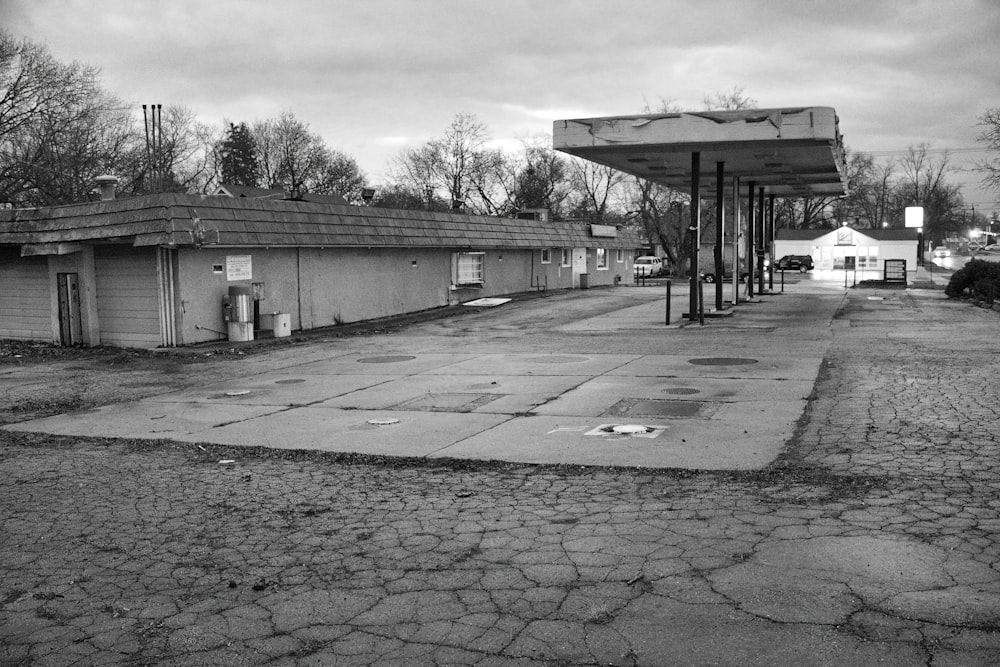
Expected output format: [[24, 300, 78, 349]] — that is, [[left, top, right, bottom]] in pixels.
[[975, 106, 1000, 192], [253, 111, 329, 194], [702, 86, 758, 111], [567, 157, 626, 222], [0, 31, 113, 205], [895, 144, 965, 240], [387, 112, 501, 213]]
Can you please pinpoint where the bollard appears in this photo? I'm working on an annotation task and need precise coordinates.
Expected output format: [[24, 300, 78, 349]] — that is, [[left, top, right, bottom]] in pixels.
[[698, 280, 705, 325], [781, 269, 785, 293], [665, 279, 671, 325]]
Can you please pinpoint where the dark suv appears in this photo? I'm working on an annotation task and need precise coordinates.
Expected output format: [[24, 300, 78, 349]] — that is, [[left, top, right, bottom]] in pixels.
[[776, 255, 814, 272]]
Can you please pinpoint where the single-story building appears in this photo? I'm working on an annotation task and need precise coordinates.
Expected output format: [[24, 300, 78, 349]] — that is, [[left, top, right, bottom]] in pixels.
[[0, 192, 642, 348], [774, 226, 920, 281]]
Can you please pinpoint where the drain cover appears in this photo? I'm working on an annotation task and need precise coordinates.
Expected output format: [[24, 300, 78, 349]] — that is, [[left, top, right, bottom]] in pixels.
[[606, 398, 710, 418], [358, 355, 416, 364], [275, 378, 306, 384], [662, 387, 700, 395], [584, 423, 668, 439], [366, 418, 399, 426], [394, 393, 499, 412], [688, 357, 758, 366], [610, 424, 649, 434]]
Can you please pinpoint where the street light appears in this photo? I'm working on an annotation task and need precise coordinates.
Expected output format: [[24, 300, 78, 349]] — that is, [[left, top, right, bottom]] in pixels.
[[905, 206, 924, 266]]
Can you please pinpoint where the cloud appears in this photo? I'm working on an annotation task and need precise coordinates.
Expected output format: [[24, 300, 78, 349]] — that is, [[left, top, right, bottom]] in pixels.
[[3, 0, 999, 205]]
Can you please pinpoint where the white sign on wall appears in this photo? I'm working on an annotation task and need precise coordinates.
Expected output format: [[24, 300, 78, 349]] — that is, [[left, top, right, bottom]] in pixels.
[[226, 255, 252, 281]]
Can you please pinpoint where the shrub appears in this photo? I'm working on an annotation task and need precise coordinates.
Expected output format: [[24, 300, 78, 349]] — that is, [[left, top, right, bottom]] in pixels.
[[946, 259, 1000, 302]]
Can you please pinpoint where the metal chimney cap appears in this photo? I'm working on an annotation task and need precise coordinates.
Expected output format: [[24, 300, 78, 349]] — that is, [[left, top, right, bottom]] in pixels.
[[94, 175, 118, 201]]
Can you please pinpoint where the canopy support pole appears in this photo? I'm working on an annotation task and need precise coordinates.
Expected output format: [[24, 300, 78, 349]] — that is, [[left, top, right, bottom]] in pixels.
[[688, 152, 701, 321]]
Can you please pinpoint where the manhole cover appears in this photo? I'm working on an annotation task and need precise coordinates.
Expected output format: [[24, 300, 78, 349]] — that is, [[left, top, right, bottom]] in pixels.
[[688, 357, 758, 366], [358, 355, 416, 364], [275, 378, 305, 384], [606, 398, 710, 418], [662, 387, 700, 395]]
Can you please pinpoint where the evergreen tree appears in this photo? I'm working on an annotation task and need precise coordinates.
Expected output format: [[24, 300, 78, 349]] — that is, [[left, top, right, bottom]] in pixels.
[[218, 122, 260, 187]]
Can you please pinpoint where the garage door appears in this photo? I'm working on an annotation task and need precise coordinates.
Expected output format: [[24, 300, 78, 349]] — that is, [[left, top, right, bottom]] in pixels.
[[94, 247, 160, 347], [0, 248, 52, 341]]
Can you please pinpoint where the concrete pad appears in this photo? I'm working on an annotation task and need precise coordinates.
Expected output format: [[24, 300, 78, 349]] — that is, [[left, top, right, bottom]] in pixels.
[[533, 376, 815, 417], [3, 401, 277, 439], [320, 374, 589, 414], [607, 354, 820, 381], [277, 353, 478, 376], [429, 414, 789, 470], [425, 353, 638, 376], [146, 373, 397, 406], [169, 406, 510, 457]]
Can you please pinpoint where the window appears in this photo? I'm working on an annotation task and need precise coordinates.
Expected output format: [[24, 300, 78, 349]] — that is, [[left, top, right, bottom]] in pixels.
[[616, 249, 624, 263], [561, 248, 571, 266], [541, 248, 552, 264], [596, 248, 608, 270], [455, 252, 484, 285]]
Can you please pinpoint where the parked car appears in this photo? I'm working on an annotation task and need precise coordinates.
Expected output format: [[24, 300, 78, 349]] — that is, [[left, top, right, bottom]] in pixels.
[[932, 246, 951, 258], [700, 270, 750, 283], [633, 256, 664, 277], [775, 255, 814, 272]]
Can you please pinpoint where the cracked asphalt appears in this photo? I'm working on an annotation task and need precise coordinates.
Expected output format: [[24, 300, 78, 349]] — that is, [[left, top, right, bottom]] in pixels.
[[2, 277, 1000, 666]]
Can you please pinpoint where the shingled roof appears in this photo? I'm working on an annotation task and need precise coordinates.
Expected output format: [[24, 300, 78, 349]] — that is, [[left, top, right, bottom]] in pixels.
[[775, 227, 919, 241], [0, 194, 642, 251]]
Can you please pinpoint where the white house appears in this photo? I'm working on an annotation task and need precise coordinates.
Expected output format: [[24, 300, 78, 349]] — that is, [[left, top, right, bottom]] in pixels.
[[775, 226, 920, 282]]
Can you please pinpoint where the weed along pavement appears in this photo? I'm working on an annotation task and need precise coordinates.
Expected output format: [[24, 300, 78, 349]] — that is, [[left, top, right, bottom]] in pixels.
[[3, 276, 1000, 665]]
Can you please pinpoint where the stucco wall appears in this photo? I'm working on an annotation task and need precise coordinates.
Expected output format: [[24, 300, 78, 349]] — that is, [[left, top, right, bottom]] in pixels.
[[299, 247, 450, 327], [175, 247, 302, 345]]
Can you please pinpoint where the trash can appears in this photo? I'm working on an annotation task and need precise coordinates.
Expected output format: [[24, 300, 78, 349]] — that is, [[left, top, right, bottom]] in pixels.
[[259, 312, 291, 338], [273, 313, 291, 337], [579, 273, 589, 289], [226, 285, 254, 342]]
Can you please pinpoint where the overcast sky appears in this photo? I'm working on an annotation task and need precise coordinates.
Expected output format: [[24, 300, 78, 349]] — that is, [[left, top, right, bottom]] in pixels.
[[4, 0, 999, 211]]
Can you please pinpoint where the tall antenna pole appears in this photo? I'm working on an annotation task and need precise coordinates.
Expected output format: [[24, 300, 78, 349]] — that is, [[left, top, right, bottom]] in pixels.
[[156, 104, 164, 192], [142, 105, 153, 193]]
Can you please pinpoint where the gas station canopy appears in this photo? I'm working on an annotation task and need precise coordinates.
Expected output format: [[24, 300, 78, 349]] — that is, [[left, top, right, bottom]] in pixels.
[[553, 107, 847, 198]]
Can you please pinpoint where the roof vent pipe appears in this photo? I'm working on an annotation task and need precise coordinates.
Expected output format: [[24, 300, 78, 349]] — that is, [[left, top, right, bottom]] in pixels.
[[94, 175, 118, 201]]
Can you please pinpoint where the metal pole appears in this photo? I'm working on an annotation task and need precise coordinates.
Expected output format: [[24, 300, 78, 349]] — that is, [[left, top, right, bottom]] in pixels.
[[757, 186, 765, 296], [688, 152, 701, 321], [157, 104, 164, 192], [142, 105, 152, 193], [746, 182, 755, 298], [698, 281, 705, 325], [732, 175, 740, 305], [665, 279, 671, 325], [715, 161, 725, 311], [768, 194, 775, 292]]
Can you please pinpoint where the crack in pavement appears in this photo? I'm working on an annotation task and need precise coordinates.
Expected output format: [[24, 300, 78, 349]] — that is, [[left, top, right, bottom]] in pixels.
[[3, 287, 1000, 665]]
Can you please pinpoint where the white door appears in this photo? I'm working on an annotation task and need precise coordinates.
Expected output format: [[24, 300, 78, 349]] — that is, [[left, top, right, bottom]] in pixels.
[[571, 248, 587, 287]]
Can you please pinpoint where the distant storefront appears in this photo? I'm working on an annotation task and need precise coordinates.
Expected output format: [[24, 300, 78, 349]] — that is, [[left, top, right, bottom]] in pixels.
[[775, 226, 920, 281]]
